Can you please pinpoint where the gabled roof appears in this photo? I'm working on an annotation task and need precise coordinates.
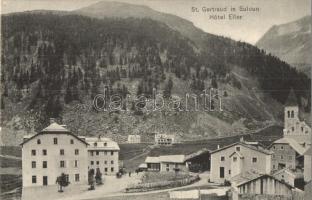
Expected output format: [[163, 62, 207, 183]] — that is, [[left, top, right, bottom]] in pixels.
[[273, 167, 303, 179], [20, 122, 88, 146], [184, 148, 210, 161], [145, 155, 185, 163], [145, 156, 160, 163], [285, 88, 298, 106], [210, 142, 273, 155], [272, 138, 306, 155], [159, 155, 185, 163], [41, 123, 70, 132], [86, 137, 120, 150], [235, 173, 294, 189]]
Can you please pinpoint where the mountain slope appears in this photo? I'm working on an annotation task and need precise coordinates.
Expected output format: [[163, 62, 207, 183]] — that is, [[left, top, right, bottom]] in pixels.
[[73, 1, 207, 50], [0, 6, 310, 145], [256, 15, 312, 75]]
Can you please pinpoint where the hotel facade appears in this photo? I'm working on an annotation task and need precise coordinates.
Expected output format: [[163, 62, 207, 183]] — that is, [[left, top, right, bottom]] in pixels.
[[21, 119, 119, 187]]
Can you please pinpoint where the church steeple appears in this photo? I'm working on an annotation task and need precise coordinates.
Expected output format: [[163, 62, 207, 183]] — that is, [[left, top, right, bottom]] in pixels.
[[285, 88, 298, 106]]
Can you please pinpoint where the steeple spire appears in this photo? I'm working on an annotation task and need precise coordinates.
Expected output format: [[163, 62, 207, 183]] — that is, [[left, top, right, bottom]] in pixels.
[[285, 88, 298, 106]]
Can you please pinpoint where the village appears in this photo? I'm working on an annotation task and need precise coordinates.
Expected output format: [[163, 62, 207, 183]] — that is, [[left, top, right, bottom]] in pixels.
[[18, 90, 312, 200]]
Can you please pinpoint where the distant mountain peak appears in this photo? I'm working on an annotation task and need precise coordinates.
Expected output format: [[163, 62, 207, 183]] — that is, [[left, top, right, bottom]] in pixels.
[[256, 15, 312, 75]]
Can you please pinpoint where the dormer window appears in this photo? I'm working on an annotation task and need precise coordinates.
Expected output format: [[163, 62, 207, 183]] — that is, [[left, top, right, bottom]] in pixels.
[[37, 139, 41, 144]]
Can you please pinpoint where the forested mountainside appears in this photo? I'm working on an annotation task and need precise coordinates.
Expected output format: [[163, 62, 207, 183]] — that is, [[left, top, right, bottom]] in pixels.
[[0, 12, 310, 145], [257, 15, 312, 76]]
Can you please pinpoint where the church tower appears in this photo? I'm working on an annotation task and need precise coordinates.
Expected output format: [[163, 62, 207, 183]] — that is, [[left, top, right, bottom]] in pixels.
[[284, 89, 299, 135], [283, 89, 311, 147]]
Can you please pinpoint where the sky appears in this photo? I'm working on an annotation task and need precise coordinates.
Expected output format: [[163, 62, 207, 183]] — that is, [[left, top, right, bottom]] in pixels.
[[1, 0, 311, 44]]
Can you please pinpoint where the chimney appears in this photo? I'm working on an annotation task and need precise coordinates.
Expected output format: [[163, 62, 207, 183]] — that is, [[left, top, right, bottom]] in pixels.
[[50, 118, 56, 124]]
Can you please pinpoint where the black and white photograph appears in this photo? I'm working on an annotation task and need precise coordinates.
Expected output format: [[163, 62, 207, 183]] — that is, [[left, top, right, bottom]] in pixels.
[[0, 0, 311, 200]]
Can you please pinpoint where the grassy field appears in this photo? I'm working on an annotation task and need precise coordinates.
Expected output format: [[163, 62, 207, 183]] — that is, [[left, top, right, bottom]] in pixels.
[[119, 143, 151, 160]]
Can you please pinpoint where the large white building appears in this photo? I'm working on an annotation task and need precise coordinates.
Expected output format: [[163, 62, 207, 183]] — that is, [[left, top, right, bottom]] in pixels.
[[210, 141, 273, 184], [21, 119, 120, 188], [21, 121, 89, 187], [86, 136, 120, 175]]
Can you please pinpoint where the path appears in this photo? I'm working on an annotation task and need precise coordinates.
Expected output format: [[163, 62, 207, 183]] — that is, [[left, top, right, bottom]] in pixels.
[[61, 172, 217, 200]]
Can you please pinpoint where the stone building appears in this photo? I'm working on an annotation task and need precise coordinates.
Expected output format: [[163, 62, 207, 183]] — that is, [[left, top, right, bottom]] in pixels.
[[21, 120, 89, 187], [154, 133, 176, 145], [86, 136, 120, 175], [210, 141, 273, 184], [269, 137, 306, 170]]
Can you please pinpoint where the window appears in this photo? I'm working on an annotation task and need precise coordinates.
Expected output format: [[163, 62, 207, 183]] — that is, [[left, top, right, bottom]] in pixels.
[[37, 139, 41, 144], [96, 151, 99, 156], [111, 160, 114, 164], [281, 146, 284, 150], [281, 155, 284, 160], [233, 157, 237, 162], [32, 176, 37, 183], [273, 165, 275, 169], [42, 149, 47, 155], [96, 161, 99, 165], [31, 150, 36, 156], [229, 170, 231, 174], [70, 139, 74, 144], [104, 161, 107, 164], [236, 146, 240, 151], [94, 142, 97, 147], [74, 160, 78, 167], [221, 156, 225, 161], [111, 151, 114, 156], [273, 146, 276, 150], [104, 151, 107, 155], [75, 174, 80, 182], [60, 149, 65, 155], [43, 161, 47, 168], [291, 111, 294, 118], [291, 127, 295, 132], [60, 161, 65, 168], [32, 161, 36, 168], [91, 161, 94, 165], [104, 142, 107, 146], [252, 157, 257, 163], [287, 111, 290, 118], [54, 138, 58, 144], [75, 149, 79, 155], [220, 167, 225, 178], [301, 127, 304, 132], [91, 151, 94, 156], [105, 168, 108, 172]]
